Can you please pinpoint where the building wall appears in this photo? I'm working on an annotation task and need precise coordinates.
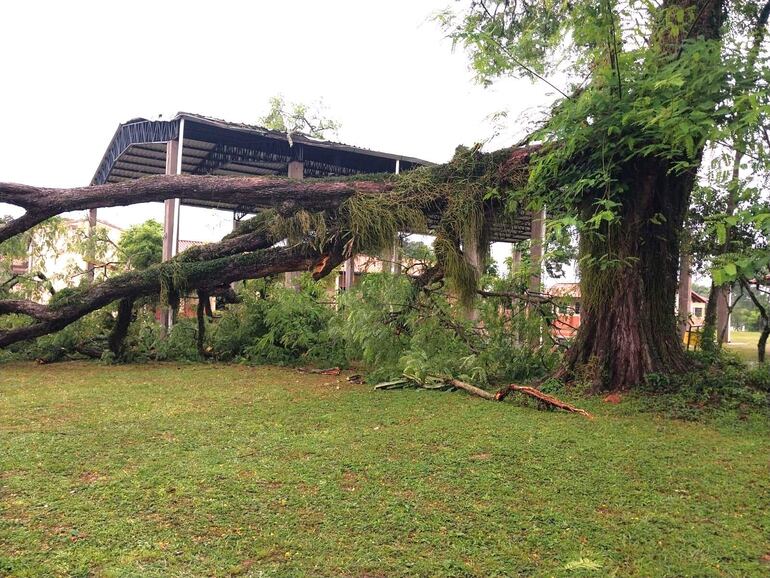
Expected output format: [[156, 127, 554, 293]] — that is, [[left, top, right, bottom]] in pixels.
[[27, 219, 123, 301]]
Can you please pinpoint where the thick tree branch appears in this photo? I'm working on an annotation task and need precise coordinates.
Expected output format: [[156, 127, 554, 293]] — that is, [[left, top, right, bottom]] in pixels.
[[0, 174, 393, 244], [0, 243, 345, 348]]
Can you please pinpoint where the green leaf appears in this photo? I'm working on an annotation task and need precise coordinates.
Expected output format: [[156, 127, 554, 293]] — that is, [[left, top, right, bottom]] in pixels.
[[715, 222, 726, 244]]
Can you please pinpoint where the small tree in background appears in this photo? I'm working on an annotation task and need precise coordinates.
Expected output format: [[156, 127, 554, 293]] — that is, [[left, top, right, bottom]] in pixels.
[[117, 220, 163, 271], [260, 95, 340, 140]]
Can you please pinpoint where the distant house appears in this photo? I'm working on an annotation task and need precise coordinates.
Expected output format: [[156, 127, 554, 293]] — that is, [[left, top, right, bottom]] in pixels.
[[26, 217, 123, 301], [549, 283, 581, 339], [547, 283, 709, 340], [689, 290, 708, 327]]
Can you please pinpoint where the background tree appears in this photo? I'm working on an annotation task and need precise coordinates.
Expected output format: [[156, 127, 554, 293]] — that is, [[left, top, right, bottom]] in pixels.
[[440, 0, 770, 388], [259, 95, 340, 139], [117, 220, 163, 271]]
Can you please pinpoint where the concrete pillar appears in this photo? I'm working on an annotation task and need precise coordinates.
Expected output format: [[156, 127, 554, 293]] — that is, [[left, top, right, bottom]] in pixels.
[[161, 123, 184, 332], [529, 208, 546, 293], [285, 160, 304, 290], [677, 251, 692, 340], [86, 208, 97, 283], [465, 235, 484, 321], [528, 208, 546, 345], [511, 246, 522, 278], [381, 241, 400, 274], [391, 237, 402, 274], [344, 256, 355, 290], [390, 160, 401, 275]]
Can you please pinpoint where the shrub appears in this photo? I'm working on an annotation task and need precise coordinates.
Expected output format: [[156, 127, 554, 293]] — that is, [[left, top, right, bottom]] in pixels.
[[638, 351, 770, 420], [211, 275, 346, 367], [331, 273, 556, 385]]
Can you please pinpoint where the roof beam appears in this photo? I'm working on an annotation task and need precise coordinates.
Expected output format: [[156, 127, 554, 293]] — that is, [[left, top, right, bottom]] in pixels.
[[192, 143, 291, 175]]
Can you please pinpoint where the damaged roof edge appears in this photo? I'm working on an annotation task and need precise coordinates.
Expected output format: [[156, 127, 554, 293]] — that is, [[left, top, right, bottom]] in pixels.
[[90, 112, 433, 185]]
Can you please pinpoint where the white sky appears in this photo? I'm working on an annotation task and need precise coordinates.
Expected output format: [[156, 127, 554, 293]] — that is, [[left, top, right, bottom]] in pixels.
[[0, 0, 559, 271]]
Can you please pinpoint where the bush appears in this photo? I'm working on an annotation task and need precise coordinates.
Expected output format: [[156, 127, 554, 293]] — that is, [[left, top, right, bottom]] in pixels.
[[210, 275, 346, 367], [0, 309, 112, 363], [331, 273, 556, 386], [637, 352, 770, 420]]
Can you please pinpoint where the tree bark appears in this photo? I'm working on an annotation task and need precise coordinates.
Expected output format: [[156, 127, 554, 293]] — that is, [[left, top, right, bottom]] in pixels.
[[108, 297, 135, 359], [739, 277, 770, 363], [0, 175, 392, 245], [557, 0, 728, 389], [701, 282, 719, 352], [561, 157, 693, 390], [196, 290, 209, 358]]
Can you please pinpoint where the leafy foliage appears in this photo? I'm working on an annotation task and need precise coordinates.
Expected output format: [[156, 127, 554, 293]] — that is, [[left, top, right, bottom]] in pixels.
[[331, 272, 557, 386], [637, 351, 770, 420], [259, 94, 340, 139], [210, 275, 346, 367], [117, 220, 163, 271]]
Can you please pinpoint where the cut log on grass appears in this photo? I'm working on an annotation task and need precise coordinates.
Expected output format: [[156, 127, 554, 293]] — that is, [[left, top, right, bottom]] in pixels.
[[373, 379, 411, 390], [297, 367, 341, 375], [449, 379, 593, 419], [448, 378, 496, 400], [495, 383, 594, 419]]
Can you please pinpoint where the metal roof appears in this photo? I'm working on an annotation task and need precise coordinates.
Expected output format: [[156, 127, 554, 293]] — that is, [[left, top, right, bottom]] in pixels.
[[91, 112, 430, 187], [90, 112, 530, 242]]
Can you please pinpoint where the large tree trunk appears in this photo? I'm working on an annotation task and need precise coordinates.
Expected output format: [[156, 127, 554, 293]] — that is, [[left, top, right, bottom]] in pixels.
[[558, 0, 729, 390], [562, 158, 692, 390]]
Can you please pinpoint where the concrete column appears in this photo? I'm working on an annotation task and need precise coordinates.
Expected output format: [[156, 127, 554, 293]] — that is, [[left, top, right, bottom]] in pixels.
[[390, 160, 401, 275], [86, 208, 97, 283], [162, 134, 183, 262], [465, 235, 484, 321], [344, 256, 355, 290], [677, 251, 692, 340], [391, 237, 402, 274], [380, 242, 397, 274], [528, 208, 546, 346], [511, 246, 522, 277], [529, 208, 546, 294], [161, 125, 183, 332], [285, 160, 304, 290]]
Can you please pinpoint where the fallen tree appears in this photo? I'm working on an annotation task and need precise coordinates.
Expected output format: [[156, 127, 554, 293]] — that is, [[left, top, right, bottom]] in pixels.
[[0, 145, 533, 351], [0, 175, 392, 245], [0, 242, 346, 349], [2, 1, 768, 392]]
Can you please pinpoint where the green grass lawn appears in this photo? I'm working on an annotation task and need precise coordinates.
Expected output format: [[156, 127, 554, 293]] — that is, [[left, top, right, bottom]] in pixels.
[[726, 331, 763, 363], [1, 362, 768, 577]]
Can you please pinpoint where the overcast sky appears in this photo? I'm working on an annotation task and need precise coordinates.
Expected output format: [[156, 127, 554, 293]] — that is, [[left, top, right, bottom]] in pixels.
[[0, 1, 557, 269]]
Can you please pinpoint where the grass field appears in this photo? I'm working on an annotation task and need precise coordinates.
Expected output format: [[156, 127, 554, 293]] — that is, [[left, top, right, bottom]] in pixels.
[[1, 362, 769, 577], [726, 331, 763, 363]]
